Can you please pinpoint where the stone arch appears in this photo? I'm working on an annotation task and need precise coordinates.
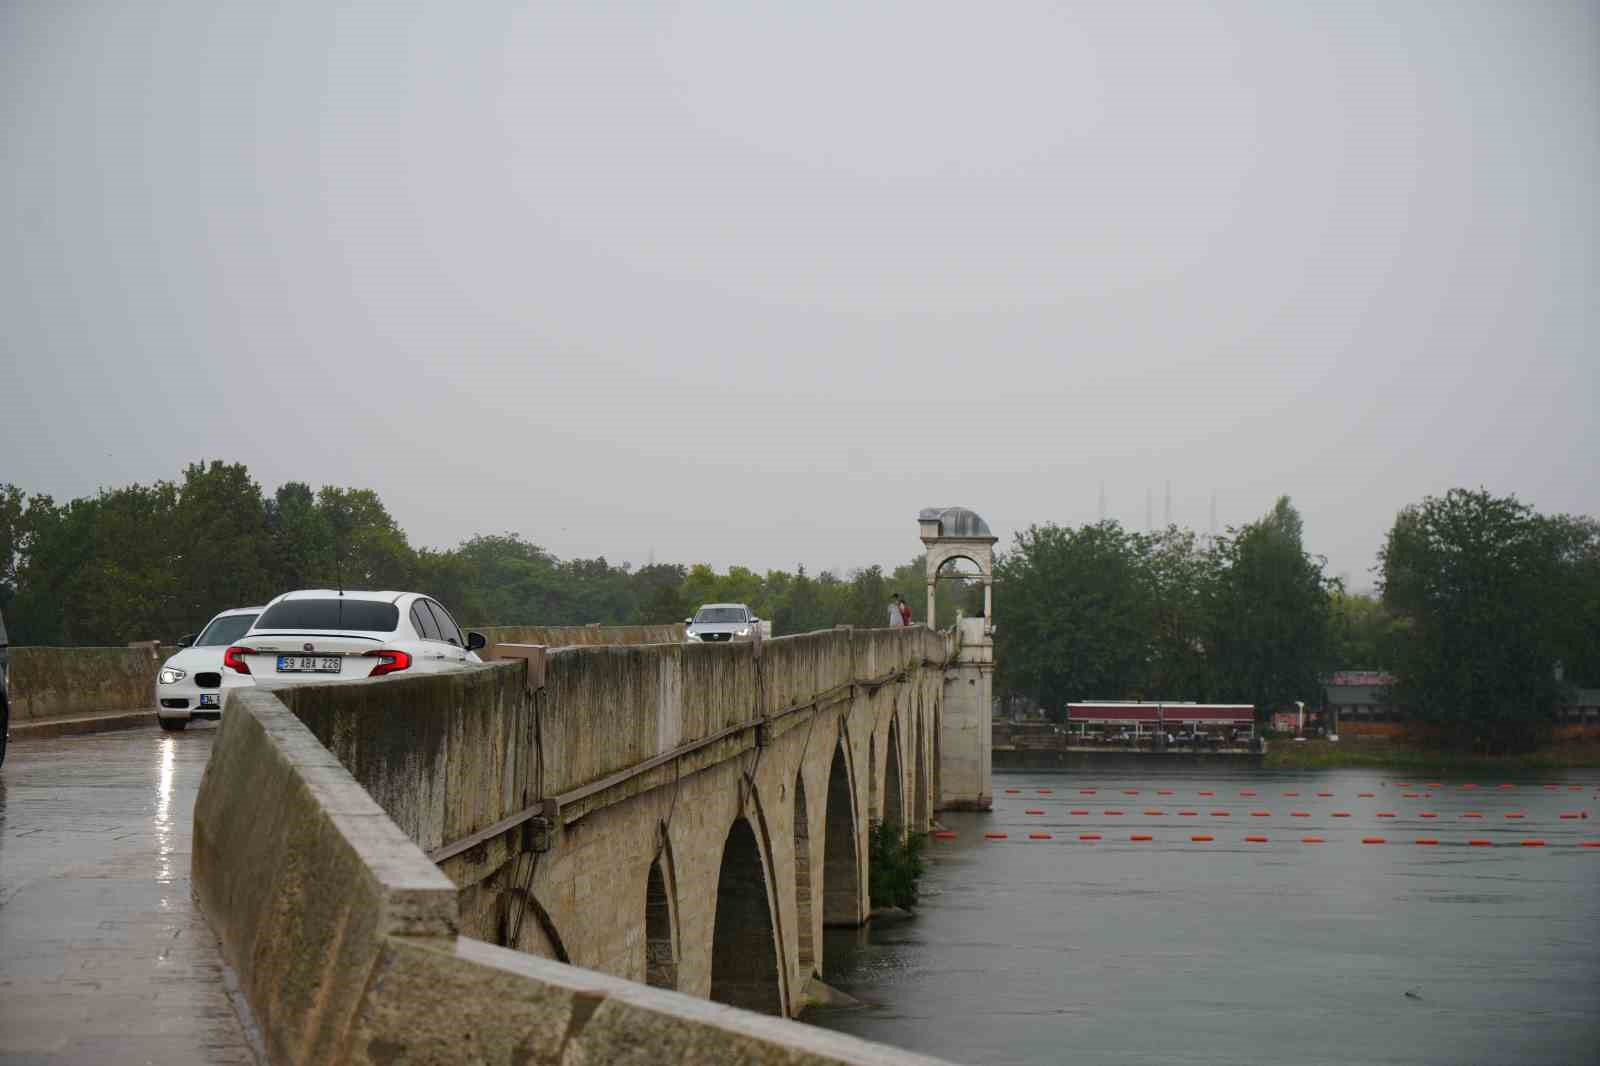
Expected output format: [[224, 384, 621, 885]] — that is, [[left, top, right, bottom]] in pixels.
[[793, 770, 816, 976], [884, 715, 906, 833], [823, 737, 863, 927], [501, 878, 571, 964], [644, 841, 679, 990], [709, 816, 783, 1014]]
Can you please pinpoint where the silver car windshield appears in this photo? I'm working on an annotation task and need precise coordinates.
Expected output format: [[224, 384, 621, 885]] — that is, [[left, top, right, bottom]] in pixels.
[[195, 614, 259, 647], [695, 608, 746, 624]]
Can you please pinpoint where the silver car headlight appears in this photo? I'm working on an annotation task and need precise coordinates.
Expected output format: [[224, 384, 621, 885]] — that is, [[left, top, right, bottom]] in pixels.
[[159, 667, 186, 685]]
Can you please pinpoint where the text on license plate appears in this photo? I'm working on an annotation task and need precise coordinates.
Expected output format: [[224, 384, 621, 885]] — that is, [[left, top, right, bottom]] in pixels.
[[277, 655, 342, 673]]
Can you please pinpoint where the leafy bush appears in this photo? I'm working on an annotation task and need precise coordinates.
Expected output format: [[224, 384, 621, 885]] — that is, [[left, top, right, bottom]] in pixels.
[[867, 821, 926, 910]]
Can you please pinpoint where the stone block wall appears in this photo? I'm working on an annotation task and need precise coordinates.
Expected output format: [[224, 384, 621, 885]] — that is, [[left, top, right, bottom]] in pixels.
[[7, 644, 172, 721]]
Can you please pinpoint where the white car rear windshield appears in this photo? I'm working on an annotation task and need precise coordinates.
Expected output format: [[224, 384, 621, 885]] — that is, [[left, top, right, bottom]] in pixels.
[[195, 613, 258, 647], [695, 608, 746, 623], [255, 599, 400, 632]]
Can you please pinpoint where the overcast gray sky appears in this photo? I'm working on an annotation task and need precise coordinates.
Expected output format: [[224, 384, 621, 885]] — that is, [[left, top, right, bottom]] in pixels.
[[4, 1, 1596, 589]]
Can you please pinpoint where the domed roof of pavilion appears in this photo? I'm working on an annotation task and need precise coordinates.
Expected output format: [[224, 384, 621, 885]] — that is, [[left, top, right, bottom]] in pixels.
[[918, 506, 993, 538]]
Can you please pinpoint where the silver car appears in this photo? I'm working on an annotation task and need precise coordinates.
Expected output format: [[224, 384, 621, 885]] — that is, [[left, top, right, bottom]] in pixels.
[[684, 603, 760, 643]]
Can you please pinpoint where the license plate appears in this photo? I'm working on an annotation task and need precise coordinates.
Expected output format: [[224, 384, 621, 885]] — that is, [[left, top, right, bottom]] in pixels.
[[276, 655, 342, 674], [199, 693, 220, 708]]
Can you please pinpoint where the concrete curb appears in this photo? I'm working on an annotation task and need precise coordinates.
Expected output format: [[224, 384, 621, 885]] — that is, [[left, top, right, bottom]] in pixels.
[[10, 709, 156, 740]]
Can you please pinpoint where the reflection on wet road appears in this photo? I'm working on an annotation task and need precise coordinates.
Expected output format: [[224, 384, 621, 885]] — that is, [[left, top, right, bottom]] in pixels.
[[810, 767, 1600, 1066], [0, 724, 259, 1064]]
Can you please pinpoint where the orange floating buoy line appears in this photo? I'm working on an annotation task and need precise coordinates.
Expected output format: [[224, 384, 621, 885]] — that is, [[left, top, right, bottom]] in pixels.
[[1245, 835, 1269, 843], [1520, 839, 1546, 847], [1415, 838, 1439, 846], [1122, 789, 1140, 795], [1331, 812, 1352, 818], [1425, 783, 1442, 789], [1581, 841, 1600, 848], [1210, 810, 1231, 817], [1029, 833, 1053, 840], [1419, 812, 1438, 819], [1402, 793, 1421, 799], [1240, 790, 1257, 797], [1198, 790, 1216, 797], [1250, 811, 1272, 818], [1290, 812, 1310, 818], [1358, 792, 1377, 798], [933, 831, 958, 840], [1143, 810, 1165, 816], [1559, 812, 1584, 820], [1079, 789, 1097, 795], [1302, 836, 1325, 844], [1375, 812, 1397, 818], [1025, 809, 1045, 816], [1462, 783, 1479, 790], [1079, 833, 1102, 841], [1504, 813, 1525, 819], [1362, 837, 1387, 845], [1190, 835, 1215, 842], [1178, 810, 1199, 817], [1498, 783, 1516, 790], [1004, 788, 1020, 794], [1069, 809, 1091, 816], [1157, 789, 1175, 796], [1316, 792, 1334, 797], [1282, 791, 1300, 797], [1104, 809, 1126, 816], [1569, 785, 1584, 792], [984, 832, 1009, 840], [1130, 833, 1153, 842], [1038, 788, 1054, 794], [1468, 839, 1493, 847], [1463, 812, 1484, 819]]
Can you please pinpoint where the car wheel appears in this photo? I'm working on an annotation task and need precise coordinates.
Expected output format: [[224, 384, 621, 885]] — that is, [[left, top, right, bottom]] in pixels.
[[158, 717, 188, 733]]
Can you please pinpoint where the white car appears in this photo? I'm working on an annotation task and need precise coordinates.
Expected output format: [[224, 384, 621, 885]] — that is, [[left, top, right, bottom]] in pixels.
[[156, 606, 264, 732], [225, 589, 486, 685], [684, 603, 762, 643]]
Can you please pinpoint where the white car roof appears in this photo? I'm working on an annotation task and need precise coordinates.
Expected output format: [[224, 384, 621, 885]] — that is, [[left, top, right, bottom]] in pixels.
[[697, 602, 749, 610], [212, 606, 266, 617], [269, 589, 409, 603]]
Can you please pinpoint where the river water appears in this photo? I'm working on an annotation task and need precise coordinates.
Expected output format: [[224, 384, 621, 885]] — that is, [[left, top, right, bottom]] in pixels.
[[807, 766, 1600, 1066]]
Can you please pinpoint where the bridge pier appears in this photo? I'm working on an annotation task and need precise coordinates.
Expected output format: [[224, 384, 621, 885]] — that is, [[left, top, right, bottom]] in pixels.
[[940, 616, 994, 811]]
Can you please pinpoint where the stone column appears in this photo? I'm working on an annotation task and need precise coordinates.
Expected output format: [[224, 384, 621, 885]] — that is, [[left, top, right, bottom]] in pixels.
[[926, 579, 936, 630]]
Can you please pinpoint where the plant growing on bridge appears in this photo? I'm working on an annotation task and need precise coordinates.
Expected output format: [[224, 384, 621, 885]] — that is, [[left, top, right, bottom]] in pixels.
[[867, 821, 926, 910]]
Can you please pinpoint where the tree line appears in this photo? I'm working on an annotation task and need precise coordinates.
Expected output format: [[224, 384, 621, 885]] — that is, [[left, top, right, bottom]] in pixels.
[[997, 490, 1599, 751], [0, 461, 979, 647], [2, 465, 1593, 751]]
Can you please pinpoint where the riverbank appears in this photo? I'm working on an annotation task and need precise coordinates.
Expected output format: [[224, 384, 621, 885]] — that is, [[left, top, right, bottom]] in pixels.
[[1263, 737, 1600, 771]]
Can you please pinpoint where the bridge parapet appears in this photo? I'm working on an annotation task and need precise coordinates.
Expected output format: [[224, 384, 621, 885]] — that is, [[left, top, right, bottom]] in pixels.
[[270, 624, 964, 1019], [195, 688, 955, 1066]]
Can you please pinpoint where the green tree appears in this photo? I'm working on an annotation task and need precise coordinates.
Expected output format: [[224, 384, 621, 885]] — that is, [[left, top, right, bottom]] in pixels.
[[994, 521, 1155, 715], [1206, 497, 1336, 715], [1380, 488, 1571, 751]]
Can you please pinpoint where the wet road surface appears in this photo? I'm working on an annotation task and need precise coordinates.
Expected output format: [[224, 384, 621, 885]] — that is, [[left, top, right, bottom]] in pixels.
[[810, 766, 1600, 1066], [0, 724, 260, 1065]]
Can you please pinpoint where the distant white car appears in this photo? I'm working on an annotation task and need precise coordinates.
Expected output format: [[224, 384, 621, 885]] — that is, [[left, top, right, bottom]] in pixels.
[[156, 606, 264, 732], [684, 603, 761, 643], [226, 589, 486, 686]]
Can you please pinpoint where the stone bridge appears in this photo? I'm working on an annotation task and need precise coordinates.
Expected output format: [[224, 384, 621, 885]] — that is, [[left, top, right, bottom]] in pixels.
[[258, 621, 991, 1026]]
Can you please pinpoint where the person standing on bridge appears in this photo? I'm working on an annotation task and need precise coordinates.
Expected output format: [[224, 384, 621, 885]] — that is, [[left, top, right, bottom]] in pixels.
[[898, 595, 913, 627], [888, 594, 904, 627]]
